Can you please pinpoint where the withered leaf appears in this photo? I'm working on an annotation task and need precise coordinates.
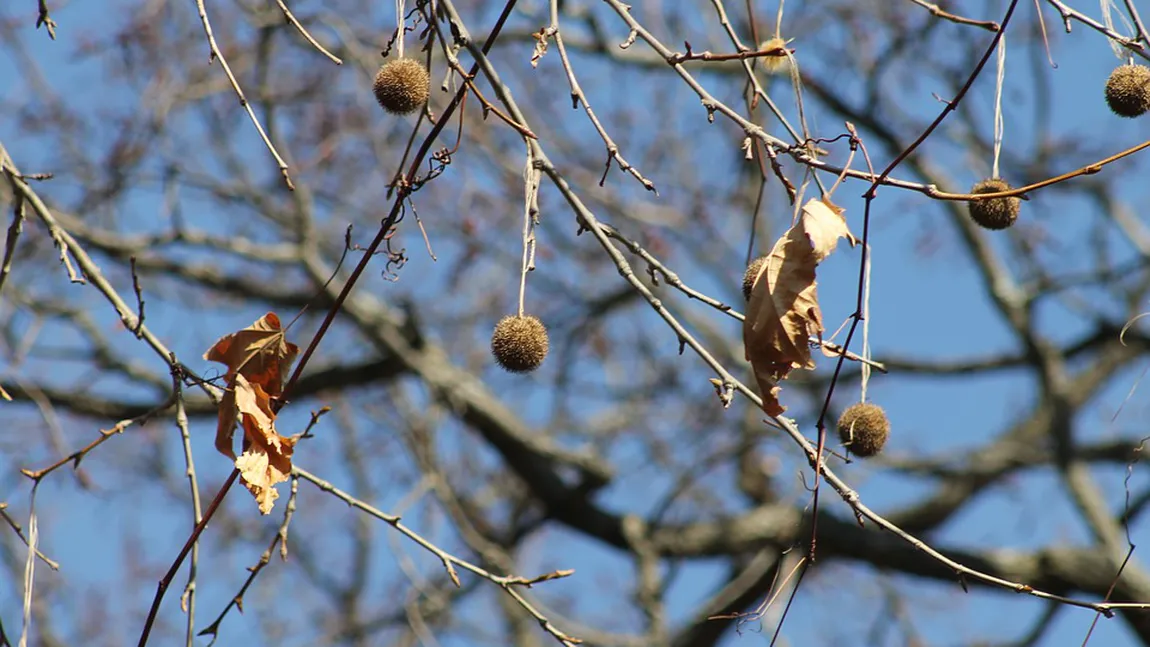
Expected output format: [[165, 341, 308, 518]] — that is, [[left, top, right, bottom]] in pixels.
[[743, 198, 856, 416], [205, 312, 299, 515], [204, 312, 299, 398], [224, 374, 295, 515]]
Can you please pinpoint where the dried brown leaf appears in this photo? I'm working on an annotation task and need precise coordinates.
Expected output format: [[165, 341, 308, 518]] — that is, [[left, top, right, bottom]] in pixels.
[[228, 374, 295, 514], [743, 198, 856, 415], [205, 311, 300, 515], [203, 311, 299, 398]]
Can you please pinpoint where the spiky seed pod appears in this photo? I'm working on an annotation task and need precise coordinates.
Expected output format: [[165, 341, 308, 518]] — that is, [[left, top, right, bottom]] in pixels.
[[837, 402, 890, 458], [491, 315, 549, 373], [373, 58, 430, 115], [1105, 64, 1150, 118], [968, 178, 1021, 230], [742, 255, 768, 301]]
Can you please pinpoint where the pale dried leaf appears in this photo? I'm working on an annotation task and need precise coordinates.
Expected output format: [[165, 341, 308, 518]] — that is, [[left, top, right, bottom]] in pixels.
[[743, 198, 855, 415], [235, 375, 277, 442], [214, 387, 239, 460], [205, 313, 302, 513], [203, 312, 299, 397], [225, 375, 296, 514], [236, 445, 292, 515], [215, 373, 278, 459]]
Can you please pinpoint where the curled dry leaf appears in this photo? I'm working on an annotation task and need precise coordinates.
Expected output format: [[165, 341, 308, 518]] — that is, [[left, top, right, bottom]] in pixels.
[[232, 375, 295, 514], [204, 311, 299, 398], [204, 312, 300, 514], [743, 198, 856, 416]]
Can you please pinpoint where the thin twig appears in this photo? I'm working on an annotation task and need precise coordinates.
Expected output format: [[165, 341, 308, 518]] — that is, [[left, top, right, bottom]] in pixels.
[[173, 380, 202, 647], [273, 0, 343, 64], [17, 486, 39, 647], [933, 136, 1150, 201], [0, 190, 25, 296], [0, 504, 58, 571], [197, 476, 299, 639], [667, 41, 793, 64], [35, 0, 56, 39], [1081, 546, 1136, 646], [906, 0, 1001, 31], [541, 0, 656, 192], [137, 469, 240, 647], [0, 141, 219, 402], [193, 0, 295, 189], [598, 223, 887, 373], [436, 37, 538, 139], [865, 0, 1020, 200], [21, 392, 179, 482], [293, 466, 582, 646], [1045, 0, 1149, 59], [129, 256, 146, 337], [1122, 0, 1150, 48]]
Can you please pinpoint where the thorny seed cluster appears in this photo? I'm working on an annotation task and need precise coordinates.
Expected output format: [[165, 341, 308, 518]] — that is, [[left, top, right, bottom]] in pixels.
[[491, 315, 550, 373], [837, 402, 890, 458], [1105, 63, 1150, 118], [373, 58, 430, 115], [968, 177, 1021, 230]]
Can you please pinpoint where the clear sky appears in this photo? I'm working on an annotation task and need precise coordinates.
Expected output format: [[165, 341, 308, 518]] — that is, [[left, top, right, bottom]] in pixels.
[[2, 0, 1150, 646]]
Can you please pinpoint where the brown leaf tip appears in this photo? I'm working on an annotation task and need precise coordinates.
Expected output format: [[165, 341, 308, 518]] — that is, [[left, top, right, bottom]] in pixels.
[[373, 58, 430, 116], [1105, 64, 1150, 118], [491, 315, 549, 373], [837, 402, 890, 458], [968, 178, 1020, 230]]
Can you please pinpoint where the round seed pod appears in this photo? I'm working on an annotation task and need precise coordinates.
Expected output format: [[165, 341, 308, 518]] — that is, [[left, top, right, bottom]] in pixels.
[[837, 402, 890, 458], [373, 58, 430, 115], [491, 315, 549, 373], [742, 255, 768, 301], [1105, 64, 1150, 118], [968, 178, 1020, 230]]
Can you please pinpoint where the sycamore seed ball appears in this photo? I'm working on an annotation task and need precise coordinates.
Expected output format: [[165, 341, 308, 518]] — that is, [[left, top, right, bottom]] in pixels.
[[491, 315, 549, 373], [837, 402, 890, 458], [968, 178, 1020, 230], [1105, 64, 1150, 118], [373, 58, 430, 115], [742, 255, 768, 301]]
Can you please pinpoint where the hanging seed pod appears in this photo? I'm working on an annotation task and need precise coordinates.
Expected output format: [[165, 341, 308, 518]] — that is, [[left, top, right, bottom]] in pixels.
[[373, 58, 430, 115], [1105, 64, 1150, 118], [968, 178, 1020, 230], [837, 402, 890, 458], [491, 315, 549, 373]]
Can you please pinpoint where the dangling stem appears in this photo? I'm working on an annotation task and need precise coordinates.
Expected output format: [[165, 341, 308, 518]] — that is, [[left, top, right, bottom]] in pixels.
[[518, 149, 539, 318], [860, 242, 873, 403], [1101, 0, 1137, 60], [396, 0, 406, 58], [992, 31, 1006, 179]]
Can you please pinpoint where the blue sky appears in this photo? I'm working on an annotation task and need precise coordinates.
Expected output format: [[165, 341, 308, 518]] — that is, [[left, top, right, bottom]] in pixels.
[[3, 0, 1150, 646]]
